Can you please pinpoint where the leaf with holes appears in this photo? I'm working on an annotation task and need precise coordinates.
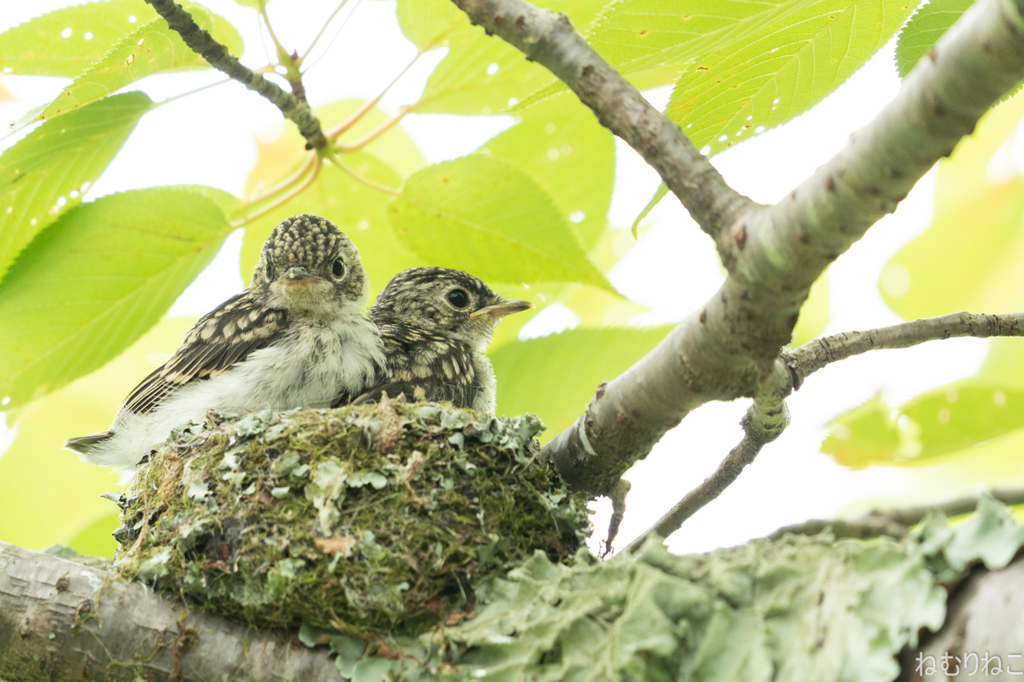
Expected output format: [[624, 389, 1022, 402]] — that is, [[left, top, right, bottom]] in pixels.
[[823, 383, 1024, 468], [0, 92, 154, 282], [404, 0, 609, 115], [895, 0, 974, 78], [30, 2, 243, 125], [662, 0, 917, 156], [480, 95, 616, 250], [0, 186, 235, 409], [0, 0, 159, 77], [491, 326, 671, 438], [387, 155, 614, 291]]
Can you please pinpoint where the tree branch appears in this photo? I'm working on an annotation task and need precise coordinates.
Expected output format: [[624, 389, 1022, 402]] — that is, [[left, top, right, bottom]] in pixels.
[[448, 0, 755, 240], [458, 0, 1024, 496], [145, 0, 328, 150], [768, 488, 1024, 541], [0, 542, 340, 681], [624, 311, 1024, 550]]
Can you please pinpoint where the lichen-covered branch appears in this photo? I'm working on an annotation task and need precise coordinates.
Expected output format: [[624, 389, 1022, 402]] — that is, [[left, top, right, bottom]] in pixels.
[[493, 0, 1024, 496], [0, 542, 340, 681], [145, 0, 328, 150], [448, 0, 754, 239]]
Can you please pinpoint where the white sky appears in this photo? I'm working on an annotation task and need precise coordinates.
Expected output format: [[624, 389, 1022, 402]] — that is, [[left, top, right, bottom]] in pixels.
[[0, 0, 1006, 555]]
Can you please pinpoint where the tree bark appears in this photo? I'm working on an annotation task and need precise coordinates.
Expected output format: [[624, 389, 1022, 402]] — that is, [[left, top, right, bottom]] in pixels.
[[0, 542, 340, 682]]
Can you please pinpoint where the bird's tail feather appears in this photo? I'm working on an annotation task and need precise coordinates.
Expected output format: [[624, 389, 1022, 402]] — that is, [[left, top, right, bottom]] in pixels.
[[64, 431, 113, 455]]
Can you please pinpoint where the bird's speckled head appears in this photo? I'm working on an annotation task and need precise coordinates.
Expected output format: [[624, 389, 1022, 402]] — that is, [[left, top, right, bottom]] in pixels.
[[251, 214, 370, 316], [370, 267, 532, 351]]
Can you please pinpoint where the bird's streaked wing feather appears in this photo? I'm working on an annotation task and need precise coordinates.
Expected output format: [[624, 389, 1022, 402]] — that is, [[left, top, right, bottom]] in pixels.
[[122, 292, 287, 415]]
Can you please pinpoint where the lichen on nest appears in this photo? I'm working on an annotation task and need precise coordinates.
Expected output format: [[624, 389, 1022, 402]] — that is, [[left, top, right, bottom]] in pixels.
[[109, 400, 591, 636]]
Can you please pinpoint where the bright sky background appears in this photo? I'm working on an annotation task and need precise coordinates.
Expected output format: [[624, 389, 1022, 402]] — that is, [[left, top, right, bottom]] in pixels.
[[0, 0, 1001, 555]]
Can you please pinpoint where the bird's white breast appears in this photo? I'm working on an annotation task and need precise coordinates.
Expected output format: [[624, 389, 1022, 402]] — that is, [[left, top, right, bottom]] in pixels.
[[90, 313, 384, 476]]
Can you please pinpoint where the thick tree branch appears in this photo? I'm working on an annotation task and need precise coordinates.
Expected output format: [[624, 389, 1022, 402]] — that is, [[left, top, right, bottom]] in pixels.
[[463, 0, 1024, 495], [448, 0, 754, 239], [145, 0, 328, 150], [624, 311, 1024, 550], [0, 542, 340, 681]]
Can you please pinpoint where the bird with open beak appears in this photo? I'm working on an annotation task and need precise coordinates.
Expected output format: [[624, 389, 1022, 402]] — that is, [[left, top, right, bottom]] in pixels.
[[65, 214, 384, 477], [352, 267, 532, 413]]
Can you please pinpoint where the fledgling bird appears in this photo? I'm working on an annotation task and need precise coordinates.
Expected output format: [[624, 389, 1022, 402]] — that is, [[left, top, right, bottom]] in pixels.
[[353, 267, 532, 413], [65, 214, 385, 476]]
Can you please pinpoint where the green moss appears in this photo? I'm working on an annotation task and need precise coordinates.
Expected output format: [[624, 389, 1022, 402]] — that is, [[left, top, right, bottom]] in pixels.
[[111, 401, 590, 636]]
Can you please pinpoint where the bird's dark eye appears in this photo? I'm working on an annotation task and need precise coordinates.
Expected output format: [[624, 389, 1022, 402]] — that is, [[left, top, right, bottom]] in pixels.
[[446, 288, 469, 309], [331, 258, 345, 279]]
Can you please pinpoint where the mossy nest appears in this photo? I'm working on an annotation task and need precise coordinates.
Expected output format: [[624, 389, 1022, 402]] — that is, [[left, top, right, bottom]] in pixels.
[[110, 401, 591, 636]]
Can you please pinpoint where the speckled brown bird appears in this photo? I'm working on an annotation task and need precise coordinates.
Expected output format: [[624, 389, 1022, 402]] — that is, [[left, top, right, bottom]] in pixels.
[[65, 214, 385, 476], [353, 267, 532, 413]]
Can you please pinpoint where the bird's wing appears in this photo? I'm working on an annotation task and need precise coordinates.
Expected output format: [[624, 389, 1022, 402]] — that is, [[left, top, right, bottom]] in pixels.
[[122, 292, 288, 415], [352, 327, 475, 407]]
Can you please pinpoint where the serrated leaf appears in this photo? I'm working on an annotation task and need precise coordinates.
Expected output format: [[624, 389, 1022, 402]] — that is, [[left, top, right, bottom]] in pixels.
[[0, 0, 158, 77], [0, 91, 153, 282], [823, 383, 1024, 468], [0, 317, 195, 555], [479, 95, 615, 250], [407, 0, 609, 115], [663, 0, 918, 156], [33, 2, 244, 125], [387, 155, 614, 291], [0, 186, 235, 408], [895, 0, 974, 78], [490, 326, 671, 437]]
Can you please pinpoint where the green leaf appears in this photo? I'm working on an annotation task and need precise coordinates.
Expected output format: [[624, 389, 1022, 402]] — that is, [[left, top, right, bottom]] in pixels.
[[0, 0, 157, 77], [406, 0, 609, 115], [0, 92, 153, 282], [0, 317, 196, 556], [491, 326, 671, 437], [387, 155, 614, 291], [33, 2, 244, 125], [663, 0, 918, 156], [895, 0, 974, 78], [0, 186, 235, 408], [479, 95, 615, 250], [822, 382, 1024, 468]]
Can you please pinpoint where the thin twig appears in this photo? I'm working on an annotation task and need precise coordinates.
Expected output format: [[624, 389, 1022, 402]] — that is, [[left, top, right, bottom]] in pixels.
[[145, 0, 328, 150], [766, 488, 1024, 541]]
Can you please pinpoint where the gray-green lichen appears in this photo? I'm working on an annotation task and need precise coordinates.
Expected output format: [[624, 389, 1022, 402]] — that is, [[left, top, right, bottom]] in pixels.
[[110, 401, 591, 636]]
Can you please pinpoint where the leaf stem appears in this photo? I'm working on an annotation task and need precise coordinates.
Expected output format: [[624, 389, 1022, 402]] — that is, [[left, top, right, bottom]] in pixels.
[[300, 0, 352, 64], [327, 51, 425, 140], [230, 155, 323, 228], [324, 151, 400, 196], [335, 106, 413, 151]]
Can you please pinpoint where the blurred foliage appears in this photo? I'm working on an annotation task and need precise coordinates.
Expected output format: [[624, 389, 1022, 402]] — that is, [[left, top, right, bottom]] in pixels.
[[1, 0, 1020, 561], [825, 90, 1024, 473]]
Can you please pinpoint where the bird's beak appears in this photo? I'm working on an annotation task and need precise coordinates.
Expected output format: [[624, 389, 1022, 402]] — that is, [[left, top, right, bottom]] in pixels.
[[470, 298, 534, 319], [279, 266, 320, 284]]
